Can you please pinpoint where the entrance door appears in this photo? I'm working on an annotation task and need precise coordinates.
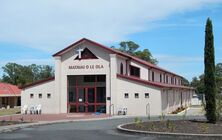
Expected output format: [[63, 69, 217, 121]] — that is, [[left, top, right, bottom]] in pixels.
[[77, 87, 95, 113]]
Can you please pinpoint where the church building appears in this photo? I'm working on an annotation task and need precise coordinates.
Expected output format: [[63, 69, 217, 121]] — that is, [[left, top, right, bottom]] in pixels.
[[21, 38, 194, 116]]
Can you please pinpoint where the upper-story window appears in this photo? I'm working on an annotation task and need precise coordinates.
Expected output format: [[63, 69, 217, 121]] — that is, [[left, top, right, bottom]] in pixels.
[[166, 75, 168, 84], [160, 74, 162, 83], [163, 74, 165, 83], [171, 77, 174, 84], [152, 71, 154, 81], [120, 63, 124, 75], [130, 65, 140, 77]]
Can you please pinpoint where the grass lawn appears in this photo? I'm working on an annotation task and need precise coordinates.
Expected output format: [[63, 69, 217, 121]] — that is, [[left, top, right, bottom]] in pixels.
[[0, 107, 21, 116]]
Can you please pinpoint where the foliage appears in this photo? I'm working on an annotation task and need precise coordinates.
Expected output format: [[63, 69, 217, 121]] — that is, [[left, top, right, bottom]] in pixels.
[[190, 75, 205, 94], [216, 96, 222, 120], [166, 120, 175, 132], [2, 63, 54, 86], [199, 123, 209, 133], [216, 63, 222, 77], [159, 112, 166, 121], [204, 18, 217, 123], [134, 117, 143, 128], [134, 117, 142, 123], [171, 106, 187, 114], [112, 41, 158, 64], [181, 77, 190, 86]]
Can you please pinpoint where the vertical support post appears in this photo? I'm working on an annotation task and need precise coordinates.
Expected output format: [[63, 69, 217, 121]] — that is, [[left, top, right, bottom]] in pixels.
[[55, 56, 61, 113], [110, 54, 117, 115]]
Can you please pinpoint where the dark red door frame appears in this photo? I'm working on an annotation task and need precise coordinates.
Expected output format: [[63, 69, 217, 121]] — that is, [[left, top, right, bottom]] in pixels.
[[67, 76, 106, 113]]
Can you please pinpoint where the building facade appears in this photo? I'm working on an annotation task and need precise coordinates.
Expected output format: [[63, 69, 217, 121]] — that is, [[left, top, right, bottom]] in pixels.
[[21, 38, 194, 116], [0, 82, 21, 109]]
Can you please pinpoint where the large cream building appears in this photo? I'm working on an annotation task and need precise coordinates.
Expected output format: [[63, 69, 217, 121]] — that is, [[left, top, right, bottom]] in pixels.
[[21, 38, 194, 116]]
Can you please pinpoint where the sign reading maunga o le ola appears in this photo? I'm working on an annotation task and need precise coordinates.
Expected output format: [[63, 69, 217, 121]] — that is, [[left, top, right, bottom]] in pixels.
[[69, 64, 104, 70]]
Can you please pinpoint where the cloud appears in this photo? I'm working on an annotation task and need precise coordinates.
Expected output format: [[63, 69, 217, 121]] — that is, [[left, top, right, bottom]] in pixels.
[[0, 0, 221, 52]]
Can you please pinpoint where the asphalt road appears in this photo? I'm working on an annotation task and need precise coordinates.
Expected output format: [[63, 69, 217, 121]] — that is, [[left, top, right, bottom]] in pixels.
[[0, 117, 202, 140]]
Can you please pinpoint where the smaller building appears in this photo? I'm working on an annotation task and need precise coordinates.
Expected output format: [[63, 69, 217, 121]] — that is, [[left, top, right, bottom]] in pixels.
[[0, 82, 21, 109]]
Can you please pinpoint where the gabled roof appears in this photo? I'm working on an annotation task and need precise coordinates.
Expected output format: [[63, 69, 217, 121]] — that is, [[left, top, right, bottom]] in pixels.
[[20, 77, 55, 89], [53, 38, 183, 78], [0, 82, 21, 96]]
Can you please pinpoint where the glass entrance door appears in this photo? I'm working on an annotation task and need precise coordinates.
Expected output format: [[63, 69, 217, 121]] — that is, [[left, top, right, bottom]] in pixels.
[[76, 87, 95, 113], [78, 88, 86, 112]]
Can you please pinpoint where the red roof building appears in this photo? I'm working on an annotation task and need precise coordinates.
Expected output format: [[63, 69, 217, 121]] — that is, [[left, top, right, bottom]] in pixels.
[[0, 82, 21, 108]]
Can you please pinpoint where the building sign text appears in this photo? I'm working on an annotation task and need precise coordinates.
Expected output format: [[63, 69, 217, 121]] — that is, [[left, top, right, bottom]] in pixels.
[[69, 64, 104, 70]]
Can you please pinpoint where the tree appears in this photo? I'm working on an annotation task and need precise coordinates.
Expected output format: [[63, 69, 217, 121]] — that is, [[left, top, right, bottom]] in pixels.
[[191, 75, 205, 95], [119, 41, 139, 55], [2, 63, 23, 85], [204, 18, 217, 123], [134, 49, 158, 64], [2, 63, 54, 86], [216, 63, 222, 77], [114, 41, 158, 64]]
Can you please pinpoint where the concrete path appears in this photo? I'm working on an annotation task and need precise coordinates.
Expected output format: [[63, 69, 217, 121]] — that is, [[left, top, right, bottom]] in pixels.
[[177, 105, 205, 116]]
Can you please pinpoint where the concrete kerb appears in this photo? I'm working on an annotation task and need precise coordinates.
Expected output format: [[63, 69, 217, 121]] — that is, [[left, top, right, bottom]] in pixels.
[[117, 122, 222, 139]]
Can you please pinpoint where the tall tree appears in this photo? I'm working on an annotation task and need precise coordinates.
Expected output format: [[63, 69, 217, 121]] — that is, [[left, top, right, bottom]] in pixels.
[[204, 18, 217, 123]]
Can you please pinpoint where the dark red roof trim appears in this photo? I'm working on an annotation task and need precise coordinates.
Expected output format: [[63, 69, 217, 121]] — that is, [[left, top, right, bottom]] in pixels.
[[52, 38, 182, 78], [117, 74, 194, 90], [20, 77, 55, 89]]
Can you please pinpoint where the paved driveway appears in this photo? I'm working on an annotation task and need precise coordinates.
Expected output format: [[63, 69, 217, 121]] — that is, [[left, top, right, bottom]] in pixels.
[[0, 117, 202, 140]]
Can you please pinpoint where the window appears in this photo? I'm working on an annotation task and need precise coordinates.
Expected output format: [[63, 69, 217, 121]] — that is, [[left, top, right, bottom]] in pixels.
[[163, 74, 165, 83], [124, 93, 129, 98], [39, 93, 42, 99], [97, 75, 106, 82], [135, 93, 139, 98], [96, 87, 106, 103], [166, 75, 168, 83], [47, 93, 51, 99], [152, 72, 154, 81], [84, 75, 95, 82], [120, 63, 123, 75], [30, 94, 34, 99], [130, 65, 140, 77], [171, 77, 174, 84], [160, 74, 162, 83], [145, 93, 149, 98]]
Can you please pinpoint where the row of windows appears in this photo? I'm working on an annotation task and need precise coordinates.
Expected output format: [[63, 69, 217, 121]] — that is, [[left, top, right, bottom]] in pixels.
[[119, 63, 181, 85], [124, 93, 149, 99], [30, 93, 51, 99]]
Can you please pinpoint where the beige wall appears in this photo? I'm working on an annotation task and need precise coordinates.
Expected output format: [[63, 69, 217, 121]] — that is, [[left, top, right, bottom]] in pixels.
[[21, 80, 57, 114], [161, 89, 192, 114], [116, 78, 162, 116]]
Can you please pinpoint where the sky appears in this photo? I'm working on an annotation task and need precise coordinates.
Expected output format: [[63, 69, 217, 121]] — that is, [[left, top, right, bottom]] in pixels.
[[0, 0, 222, 81]]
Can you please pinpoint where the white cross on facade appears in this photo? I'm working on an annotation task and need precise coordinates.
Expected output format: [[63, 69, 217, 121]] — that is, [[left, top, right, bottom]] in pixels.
[[76, 48, 84, 59]]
